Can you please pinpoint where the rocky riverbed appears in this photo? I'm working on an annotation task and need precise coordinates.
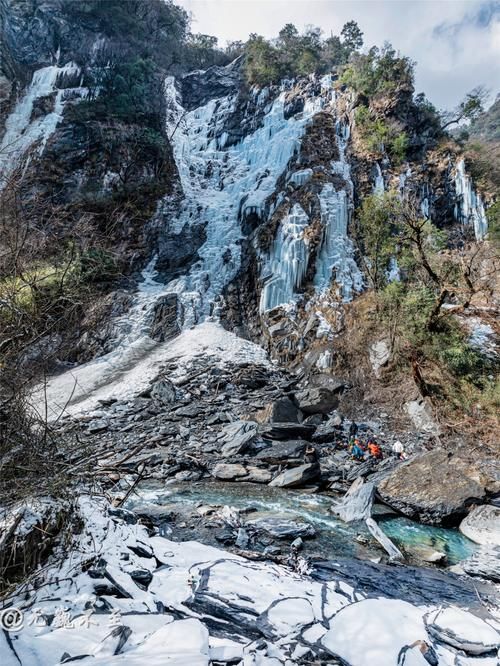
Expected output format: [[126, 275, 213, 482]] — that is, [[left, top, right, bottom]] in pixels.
[[1, 323, 498, 666]]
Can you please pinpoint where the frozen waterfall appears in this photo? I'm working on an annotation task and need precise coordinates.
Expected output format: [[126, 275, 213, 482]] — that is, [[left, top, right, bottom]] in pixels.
[[373, 163, 385, 194], [163, 76, 324, 325], [454, 159, 488, 240], [260, 204, 311, 312], [0, 62, 83, 185], [313, 183, 363, 301]]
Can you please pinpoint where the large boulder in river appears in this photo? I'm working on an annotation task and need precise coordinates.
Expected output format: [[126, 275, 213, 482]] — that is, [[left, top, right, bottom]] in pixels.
[[377, 449, 500, 525], [246, 515, 316, 539], [459, 504, 500, 546], [212, 463, 248, 480], [269, 463, 320, 488]]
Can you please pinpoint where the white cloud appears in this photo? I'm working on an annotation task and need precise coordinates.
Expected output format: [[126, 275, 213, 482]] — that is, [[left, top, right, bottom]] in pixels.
[[177, 0, 500, 109]]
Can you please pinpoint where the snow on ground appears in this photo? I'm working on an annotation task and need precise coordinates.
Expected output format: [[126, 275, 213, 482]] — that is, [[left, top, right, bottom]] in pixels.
[[31, 320, 270, 421], [1, 496, 498, 666]]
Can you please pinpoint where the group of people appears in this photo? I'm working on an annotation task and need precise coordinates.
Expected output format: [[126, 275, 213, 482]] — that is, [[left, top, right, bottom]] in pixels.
[[348, 437, 383, 461], [346, 422, 407, 462]]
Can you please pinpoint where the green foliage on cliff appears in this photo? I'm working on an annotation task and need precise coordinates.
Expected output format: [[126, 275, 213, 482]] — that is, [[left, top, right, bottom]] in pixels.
[[243, 21, 364, 86], [355, 192, 495, 389], [340, 44, 414, 97], [354, 106, 408, 163]]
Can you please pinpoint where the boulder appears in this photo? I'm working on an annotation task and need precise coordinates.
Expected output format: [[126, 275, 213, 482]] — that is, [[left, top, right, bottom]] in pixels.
[[459, 504, 500, 546], [312, 412, 343, 443], [244, 467, 273, 484], [424, 607, 499, 655], [255, 440, 307, 464], [212, 463, 248, 480], [259, 422, 315, 441], [294, 386, 341, 415], [218, 421, 259, 457], [269, 463, 320, 488], [254, 397, 301, 424], [377, 449, 498, 525], [404, 398, 440, 436], [246, 515, 316, 539], [369, 339, 391, 377], [461, 545, 500, 583], [150, 378, 177, 406]]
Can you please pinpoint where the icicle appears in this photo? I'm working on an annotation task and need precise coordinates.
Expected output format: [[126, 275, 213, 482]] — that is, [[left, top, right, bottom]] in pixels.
[[454, 158, 488, 240]]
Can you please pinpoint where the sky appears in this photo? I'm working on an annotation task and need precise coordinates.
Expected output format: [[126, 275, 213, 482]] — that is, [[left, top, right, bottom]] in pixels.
[[177, 0, 500, 110]]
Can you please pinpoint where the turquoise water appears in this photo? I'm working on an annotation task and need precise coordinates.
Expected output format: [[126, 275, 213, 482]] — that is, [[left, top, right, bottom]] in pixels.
[[128, 481, 476, 566]]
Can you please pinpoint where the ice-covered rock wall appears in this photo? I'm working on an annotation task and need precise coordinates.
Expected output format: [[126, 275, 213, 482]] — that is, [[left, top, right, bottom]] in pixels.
[[260, 98, 362, 312], [0, 62, 84, 185], [454, 159, 488, 240], [163, 75, 324, 326]]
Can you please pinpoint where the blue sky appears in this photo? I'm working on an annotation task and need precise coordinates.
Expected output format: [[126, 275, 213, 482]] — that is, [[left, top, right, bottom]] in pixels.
[[177, 0, 500, 109]]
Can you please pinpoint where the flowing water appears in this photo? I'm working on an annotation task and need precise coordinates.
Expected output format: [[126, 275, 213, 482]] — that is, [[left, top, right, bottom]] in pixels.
[[127, 481, 476, 566]]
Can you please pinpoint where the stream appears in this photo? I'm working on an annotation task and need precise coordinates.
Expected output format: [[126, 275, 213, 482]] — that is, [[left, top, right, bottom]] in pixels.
[[126, 481, 476, 567]]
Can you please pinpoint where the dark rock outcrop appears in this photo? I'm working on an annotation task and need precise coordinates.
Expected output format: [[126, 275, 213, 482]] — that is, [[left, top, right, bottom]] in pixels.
[[377, 449, 500, 525]]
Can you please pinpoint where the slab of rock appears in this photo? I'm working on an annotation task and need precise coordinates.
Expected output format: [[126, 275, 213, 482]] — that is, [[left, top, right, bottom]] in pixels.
[[312, 412, 343, 443], [254, 397, 301, 424], [246, 515, 316, 539], [243, 467, 273, 484], [424, 607, 499, 655], [294, 386, 341, 415], [212, 463, 248, 480], [459, 504, 500, 546], [269, 463, 320, 488], [377, 449, 498, 525], [150, 294, 180, 342], [259, 422, 315, 441], [255, 440, 307, 464], [219, 420, 259, 457], [87, 419, 108, 433], [461, 545, 500, 582]]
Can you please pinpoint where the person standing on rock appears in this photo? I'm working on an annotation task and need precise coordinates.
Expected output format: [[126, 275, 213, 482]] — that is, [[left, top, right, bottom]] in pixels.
[[392, 440, 405, 460]]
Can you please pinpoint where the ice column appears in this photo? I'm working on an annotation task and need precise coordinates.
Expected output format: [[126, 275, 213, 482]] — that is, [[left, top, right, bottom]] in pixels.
[[313, 183, 363, 301], [260, 204, 310, 312], [373, 163, 385, 194], [454, 159, 488, 240]]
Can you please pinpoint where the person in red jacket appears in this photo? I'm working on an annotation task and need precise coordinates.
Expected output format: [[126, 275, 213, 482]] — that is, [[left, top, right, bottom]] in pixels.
[[367, 439, 383, 459]]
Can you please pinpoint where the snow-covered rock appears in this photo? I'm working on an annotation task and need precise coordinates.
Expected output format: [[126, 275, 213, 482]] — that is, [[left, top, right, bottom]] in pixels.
[[424, 606, 499, 655], [459, 504, 500, 546], [322, 598, 428, 665]]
